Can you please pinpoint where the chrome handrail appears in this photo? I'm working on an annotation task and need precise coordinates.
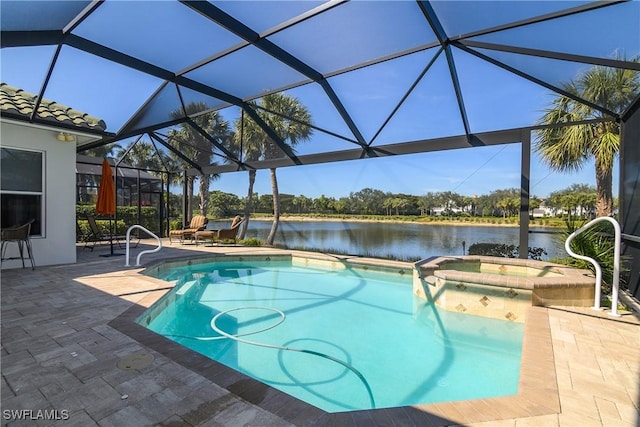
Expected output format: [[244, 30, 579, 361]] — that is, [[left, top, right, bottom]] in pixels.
[[564, 216, 621, 317], [125, 225, 162, 267]]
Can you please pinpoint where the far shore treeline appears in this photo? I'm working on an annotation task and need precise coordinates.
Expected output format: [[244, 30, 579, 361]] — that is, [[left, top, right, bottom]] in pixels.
[[169, 183, 606, 224]]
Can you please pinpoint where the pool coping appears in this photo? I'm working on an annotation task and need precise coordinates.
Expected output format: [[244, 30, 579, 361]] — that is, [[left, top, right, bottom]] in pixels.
[[415, 255, 594, 290], [108, 255, 561, 425]]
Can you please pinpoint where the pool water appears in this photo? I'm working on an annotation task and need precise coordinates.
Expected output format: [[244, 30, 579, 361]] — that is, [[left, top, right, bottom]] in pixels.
[[141, 260, 524, 413]]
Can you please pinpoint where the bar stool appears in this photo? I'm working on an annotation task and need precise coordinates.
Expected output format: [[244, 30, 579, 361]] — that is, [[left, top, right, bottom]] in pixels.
[[1, 219, 35, 269]]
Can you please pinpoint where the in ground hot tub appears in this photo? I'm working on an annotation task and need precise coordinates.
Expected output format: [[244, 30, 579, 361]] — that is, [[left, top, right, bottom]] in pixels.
[[413, 256, 594, 322]]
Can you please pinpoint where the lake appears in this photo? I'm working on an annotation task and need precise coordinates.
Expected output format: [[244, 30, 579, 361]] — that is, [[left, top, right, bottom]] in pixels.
[[208, 219, 567, 261]]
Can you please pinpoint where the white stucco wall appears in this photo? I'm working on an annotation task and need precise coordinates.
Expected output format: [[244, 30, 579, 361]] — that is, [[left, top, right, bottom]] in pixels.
[[1, 121, 77, 268]]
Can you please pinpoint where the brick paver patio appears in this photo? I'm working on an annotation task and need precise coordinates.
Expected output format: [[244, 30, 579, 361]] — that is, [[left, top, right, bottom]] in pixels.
[[2, 241, 638, 426]]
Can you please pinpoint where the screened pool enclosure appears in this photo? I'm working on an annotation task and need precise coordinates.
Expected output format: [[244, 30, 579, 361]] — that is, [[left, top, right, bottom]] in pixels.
[[1, 1, 639, 293], [76, 155, 164, 235]]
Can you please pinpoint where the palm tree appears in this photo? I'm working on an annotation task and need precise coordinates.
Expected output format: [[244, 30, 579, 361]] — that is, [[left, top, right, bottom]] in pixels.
[[230, 111, 262, 240], [233, 93, 312, 245], [168, 102, 230, 218], [82, 144, 121, 159], [535, 55, 639, 216], [116, 140, 172, 176]]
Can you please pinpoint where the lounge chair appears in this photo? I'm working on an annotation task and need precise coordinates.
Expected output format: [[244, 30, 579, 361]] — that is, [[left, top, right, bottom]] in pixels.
[[84, 215, 139, 251], [1, 219, 36, 269], [169, 214, 208, 244], [195, 215, 244, 246]]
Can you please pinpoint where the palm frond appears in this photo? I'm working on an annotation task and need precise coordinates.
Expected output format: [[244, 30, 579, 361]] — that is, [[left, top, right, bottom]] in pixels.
[[591, 131, 620, 171]]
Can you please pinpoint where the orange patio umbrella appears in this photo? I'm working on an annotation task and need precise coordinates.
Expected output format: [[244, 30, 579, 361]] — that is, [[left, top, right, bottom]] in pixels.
[[96, 158, 117, 255], [96, 158, 116, 215]]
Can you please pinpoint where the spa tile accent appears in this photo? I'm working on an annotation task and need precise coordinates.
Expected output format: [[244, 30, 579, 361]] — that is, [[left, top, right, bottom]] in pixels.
[[455, 304, 467, 312], [414, 256, 597, 319]]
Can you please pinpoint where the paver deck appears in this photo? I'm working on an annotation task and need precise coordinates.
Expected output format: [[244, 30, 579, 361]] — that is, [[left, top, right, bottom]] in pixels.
[[2, 240, 639, 426]]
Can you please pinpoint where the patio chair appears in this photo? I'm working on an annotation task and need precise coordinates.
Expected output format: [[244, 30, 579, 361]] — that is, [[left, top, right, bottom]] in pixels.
[[1, 219, 36, 269], [169, 215, 208, 244], [195, 215, 244, 246], [84, 215, 139, 251]]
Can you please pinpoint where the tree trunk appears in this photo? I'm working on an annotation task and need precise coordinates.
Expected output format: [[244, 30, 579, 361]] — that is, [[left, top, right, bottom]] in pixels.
[[187, 176, 194, 219], [595, 162, 613, 217], [266, 168, 279, 246], [239, 170, 256, 240], [198, 174, 210, 216]]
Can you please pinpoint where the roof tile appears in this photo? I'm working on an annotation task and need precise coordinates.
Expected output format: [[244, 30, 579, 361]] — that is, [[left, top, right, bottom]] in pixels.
[[0, 83, 107, 132]]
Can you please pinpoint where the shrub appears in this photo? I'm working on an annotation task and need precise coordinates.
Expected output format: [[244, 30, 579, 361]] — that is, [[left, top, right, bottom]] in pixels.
[[169, 219, 183, 231], [527, 247, 548, 260], [553, 217, 629, 294], [468, 243, 547, 260], [240, 237, 262, 247], [76, 205, 160, 234], [468, 243, 518, 257], [76, 219, 127, 241]]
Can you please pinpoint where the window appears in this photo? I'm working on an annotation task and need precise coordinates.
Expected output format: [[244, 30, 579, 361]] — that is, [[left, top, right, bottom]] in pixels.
[[1, 147, 44, 236]]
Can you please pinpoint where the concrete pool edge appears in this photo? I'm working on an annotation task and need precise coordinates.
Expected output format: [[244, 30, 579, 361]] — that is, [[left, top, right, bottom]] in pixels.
[[141, 249, 416, 278], [108, 271, 560, 425]]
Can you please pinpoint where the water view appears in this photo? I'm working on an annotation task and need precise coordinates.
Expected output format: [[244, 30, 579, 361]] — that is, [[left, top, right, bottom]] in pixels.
[[208, 220, 566, 261]]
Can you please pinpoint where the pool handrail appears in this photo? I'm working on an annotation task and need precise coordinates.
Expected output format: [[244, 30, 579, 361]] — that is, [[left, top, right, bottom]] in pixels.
[[125, 225, 162, 267], [564, 216, 621, 317]]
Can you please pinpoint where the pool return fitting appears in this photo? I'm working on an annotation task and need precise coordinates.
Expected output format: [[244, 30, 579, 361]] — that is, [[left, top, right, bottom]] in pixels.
[[564, 216, 621, 317]]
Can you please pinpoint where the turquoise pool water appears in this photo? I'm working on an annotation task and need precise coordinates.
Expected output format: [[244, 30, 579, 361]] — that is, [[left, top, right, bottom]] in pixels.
[[140, 260, 524, 413]]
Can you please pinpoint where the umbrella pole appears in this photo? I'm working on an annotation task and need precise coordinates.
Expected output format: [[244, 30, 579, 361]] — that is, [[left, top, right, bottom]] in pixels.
[[109, 217, 114, 256], [99, 216, 123, 257]]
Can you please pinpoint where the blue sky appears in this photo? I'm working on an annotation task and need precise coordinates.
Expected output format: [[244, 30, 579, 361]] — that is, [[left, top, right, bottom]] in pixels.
[[2, 45, 616, 201], [2, 1, 632, 201], [211, 144, 613, 200]]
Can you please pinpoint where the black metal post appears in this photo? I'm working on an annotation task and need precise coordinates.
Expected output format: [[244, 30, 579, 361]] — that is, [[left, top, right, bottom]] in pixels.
[[519, 130, 531, 259]]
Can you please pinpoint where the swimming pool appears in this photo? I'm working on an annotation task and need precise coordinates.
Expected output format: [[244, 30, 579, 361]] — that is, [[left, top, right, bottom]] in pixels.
[[139, 255, 524, 413]]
